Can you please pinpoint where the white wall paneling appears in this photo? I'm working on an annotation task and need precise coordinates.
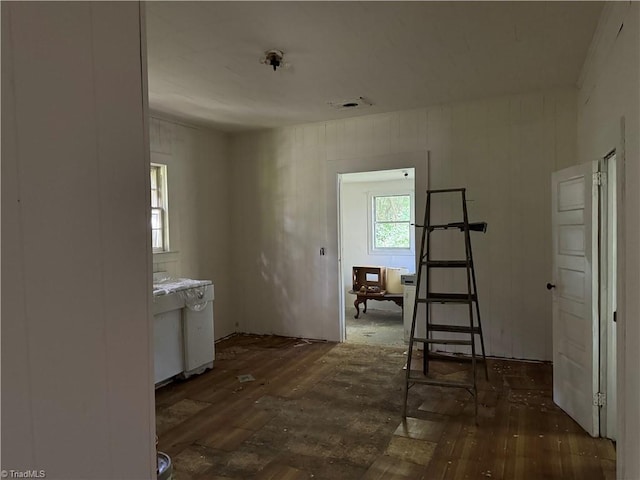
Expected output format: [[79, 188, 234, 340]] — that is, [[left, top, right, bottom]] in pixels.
[[576, 2, 639, 477], [231, 90, 576, 358], [1, 2, 155, 477], [149, 116, 234, 340]]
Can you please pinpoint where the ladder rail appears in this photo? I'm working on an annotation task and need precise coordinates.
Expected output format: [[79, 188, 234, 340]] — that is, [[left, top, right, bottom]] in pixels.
[[461, 190, 478, 419], [466, 223, 489, 380], [423, 191, 432, 375], [402, 189, 431, 417]]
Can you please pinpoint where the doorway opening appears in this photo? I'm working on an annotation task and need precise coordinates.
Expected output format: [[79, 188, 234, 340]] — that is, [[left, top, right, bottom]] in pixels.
[[338, 168, 416, 347]]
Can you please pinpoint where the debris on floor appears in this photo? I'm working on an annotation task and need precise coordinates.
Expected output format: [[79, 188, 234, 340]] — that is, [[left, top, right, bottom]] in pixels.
[[156, 334, 616, 480]]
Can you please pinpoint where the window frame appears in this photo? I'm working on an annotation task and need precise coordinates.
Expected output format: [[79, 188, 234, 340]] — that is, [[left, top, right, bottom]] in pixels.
[[150, 163, 170, 253], [368, 191, 414, 255]]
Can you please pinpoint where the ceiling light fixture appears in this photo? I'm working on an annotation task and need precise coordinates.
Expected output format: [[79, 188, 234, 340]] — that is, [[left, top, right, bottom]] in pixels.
[[260, 49, 286, 71]]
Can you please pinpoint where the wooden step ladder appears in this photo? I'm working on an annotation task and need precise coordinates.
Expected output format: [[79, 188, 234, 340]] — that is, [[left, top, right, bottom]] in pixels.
[[402, 188, 488, 420]]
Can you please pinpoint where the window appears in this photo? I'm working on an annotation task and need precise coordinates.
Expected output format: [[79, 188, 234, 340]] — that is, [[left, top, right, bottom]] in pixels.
[[372, 194, 411, 250], [151, 164, 169, 252]]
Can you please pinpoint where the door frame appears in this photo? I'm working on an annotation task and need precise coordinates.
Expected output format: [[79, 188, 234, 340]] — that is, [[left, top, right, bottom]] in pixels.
[[599, 151, 617, 440], [614, 117, 626, 449], [595, 115, 626, 443], [327, 151, 429, 342], [338, 170, 417, 341]]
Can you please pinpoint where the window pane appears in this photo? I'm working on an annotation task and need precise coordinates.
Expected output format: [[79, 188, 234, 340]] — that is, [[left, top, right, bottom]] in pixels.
[[152, 229, 163, 250], [375, 222, 410, 248], [151, 209, 162, 229], [150, 163, 169, 252], [150, 167, 158, 189], [375, 195, 410, 222]]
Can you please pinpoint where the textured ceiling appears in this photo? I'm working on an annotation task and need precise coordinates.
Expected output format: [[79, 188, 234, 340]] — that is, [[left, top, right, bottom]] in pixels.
[[145, 1, 603, 132]]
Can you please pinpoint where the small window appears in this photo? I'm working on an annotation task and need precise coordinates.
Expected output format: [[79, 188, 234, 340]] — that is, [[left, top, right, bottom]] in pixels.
[[151, 164, 169, 252], [372, 194, 411, 250]]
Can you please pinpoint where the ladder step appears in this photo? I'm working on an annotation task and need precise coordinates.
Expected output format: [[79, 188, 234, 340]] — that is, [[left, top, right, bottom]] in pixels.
[[406, 375, 474, 389], [427, 188, 466, 194], [428, 323, 480, 334], [424, 260, 469, 268], [427, 222, 487, 232], [428, 351, 487, 363], [417, 293, 477, 303], [412, 337, 473, 346]]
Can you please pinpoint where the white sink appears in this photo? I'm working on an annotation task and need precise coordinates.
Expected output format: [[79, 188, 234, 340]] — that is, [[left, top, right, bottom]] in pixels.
[[152, 290, 185, 315], [152, 278, 213, 315]]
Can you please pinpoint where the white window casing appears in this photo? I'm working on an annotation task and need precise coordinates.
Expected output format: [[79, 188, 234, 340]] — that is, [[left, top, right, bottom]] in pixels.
[[369, 192, 414, 255]]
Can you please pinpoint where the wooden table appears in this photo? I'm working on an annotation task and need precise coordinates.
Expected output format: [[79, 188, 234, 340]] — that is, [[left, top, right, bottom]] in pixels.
[[348, 290, 403, 319]]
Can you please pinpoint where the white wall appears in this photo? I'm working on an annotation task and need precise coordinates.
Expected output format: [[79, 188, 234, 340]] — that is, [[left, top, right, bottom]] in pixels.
[[149, 116, 234, 340], [341, 178, 415, 312], [231, 88, 576, 359], [576, 3, 639, 478], [1, 2, 154, 478]]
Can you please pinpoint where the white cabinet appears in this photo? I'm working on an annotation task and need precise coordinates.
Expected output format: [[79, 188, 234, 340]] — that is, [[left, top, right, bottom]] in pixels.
[[153, 310, 183, 384], [152, 280, 214, 386], [183, 285, 215, 375], [402, 274, 424, 349]]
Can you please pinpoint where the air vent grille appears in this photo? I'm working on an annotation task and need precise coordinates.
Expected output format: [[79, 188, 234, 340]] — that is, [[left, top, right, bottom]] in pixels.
[[328, 96, 373, 110]]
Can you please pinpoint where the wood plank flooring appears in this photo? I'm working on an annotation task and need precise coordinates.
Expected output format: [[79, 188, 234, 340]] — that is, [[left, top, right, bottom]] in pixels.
[[156, 334, 615, 480]]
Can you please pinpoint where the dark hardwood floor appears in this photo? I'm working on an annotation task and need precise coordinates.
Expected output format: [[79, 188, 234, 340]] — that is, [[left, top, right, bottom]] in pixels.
[[155, 334, 615, 480]]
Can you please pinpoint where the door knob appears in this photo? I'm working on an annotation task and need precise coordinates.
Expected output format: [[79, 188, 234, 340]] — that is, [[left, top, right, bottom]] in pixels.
[[546, 283, 556, 290]]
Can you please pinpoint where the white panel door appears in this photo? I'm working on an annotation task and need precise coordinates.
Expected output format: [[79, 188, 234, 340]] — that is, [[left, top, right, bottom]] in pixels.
[[551, 161, 599, 437]]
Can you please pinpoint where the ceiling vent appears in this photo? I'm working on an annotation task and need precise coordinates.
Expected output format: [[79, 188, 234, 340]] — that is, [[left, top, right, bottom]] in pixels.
[[328, 96, 373, 111]]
